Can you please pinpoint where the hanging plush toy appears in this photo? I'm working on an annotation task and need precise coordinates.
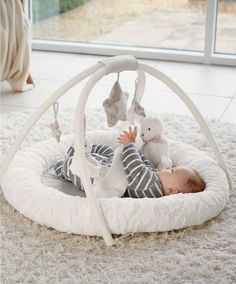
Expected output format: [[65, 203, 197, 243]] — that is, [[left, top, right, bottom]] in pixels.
[[127, 72, 146, 124], [50, 102, 62, 143], [103, 73, 129, 127], [103, 71, 147, 128]]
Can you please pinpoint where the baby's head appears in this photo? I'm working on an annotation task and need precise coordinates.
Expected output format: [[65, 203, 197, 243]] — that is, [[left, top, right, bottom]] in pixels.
[[157, 166, 205, 196]]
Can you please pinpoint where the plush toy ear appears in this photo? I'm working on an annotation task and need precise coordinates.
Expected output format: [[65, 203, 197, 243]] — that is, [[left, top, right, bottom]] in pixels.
[[153, 117, 163, 125]]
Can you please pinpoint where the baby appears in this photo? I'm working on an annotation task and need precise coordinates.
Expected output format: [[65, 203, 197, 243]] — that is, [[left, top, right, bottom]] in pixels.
[[118, 126, 205, 198]]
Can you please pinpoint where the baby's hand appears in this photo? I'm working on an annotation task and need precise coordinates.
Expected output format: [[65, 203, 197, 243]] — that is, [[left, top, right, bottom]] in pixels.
[[117, 126, 137, 145]]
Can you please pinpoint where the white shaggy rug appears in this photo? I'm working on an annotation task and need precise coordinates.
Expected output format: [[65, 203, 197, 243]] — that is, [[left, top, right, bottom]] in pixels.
[[1, 108, 236, 283]]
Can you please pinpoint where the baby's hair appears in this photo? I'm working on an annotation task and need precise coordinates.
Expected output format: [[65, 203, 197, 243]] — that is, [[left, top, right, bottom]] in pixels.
[[184, 169, 206, 193]]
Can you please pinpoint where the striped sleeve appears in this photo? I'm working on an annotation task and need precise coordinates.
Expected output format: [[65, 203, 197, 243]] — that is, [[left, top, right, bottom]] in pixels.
[[122, 144, 163, 198]]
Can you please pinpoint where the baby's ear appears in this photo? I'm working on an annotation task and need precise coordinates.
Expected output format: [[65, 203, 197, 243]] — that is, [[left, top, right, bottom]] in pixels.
[[168, 188, 178, 195]]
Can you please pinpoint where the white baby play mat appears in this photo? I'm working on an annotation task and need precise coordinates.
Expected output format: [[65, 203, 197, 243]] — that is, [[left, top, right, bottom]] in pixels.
[[1, 130, 229, 236], [0, 55, 232, 246]]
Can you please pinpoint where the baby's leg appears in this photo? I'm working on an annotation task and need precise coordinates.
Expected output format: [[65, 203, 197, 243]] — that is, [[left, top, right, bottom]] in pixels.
[[94, 147, 128, 198], [54, 156, 88, 197], [91, 144, 114, 166]]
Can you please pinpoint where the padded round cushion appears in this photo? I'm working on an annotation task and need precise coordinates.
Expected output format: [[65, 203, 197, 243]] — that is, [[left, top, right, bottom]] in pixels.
[[1, 130, 229, 235]]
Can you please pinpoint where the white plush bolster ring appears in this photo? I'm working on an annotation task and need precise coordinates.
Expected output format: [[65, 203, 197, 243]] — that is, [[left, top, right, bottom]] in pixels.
[[1, 130, 229, 236]]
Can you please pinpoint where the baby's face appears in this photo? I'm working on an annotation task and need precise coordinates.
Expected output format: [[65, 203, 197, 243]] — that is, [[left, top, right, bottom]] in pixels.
[[157, 166, 194, 195]]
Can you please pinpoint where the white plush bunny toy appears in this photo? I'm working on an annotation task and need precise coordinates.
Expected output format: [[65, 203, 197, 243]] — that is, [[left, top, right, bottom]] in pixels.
[[140, 117, 172, 170]]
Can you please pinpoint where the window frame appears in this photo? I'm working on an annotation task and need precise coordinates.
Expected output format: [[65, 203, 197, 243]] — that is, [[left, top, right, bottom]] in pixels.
[[28, 0, 236, 66]]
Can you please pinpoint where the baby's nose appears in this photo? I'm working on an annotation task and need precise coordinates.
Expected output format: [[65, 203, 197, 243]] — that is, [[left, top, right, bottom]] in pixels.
[[141, 133, 144, 137]]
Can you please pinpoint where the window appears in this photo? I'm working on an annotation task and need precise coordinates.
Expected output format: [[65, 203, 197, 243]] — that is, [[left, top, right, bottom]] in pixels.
[[215, 0, 236, 55], [29, 0, 236, 65]]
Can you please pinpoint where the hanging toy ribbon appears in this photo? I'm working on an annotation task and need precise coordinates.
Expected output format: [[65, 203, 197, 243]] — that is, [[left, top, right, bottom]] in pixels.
[[50, 102, 62, 143]]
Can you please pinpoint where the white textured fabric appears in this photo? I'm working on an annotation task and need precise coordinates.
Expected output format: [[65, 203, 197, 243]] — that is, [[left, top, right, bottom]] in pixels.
[[98, 55, 138, 74], [1, 129, 229, 235]]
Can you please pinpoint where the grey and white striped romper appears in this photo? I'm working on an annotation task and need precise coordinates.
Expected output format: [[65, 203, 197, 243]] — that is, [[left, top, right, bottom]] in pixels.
[[54, 144, 114, 195], [122, 144, 163, 198]]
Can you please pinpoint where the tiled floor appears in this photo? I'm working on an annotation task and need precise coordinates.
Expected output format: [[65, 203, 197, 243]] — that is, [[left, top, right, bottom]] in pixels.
[[1, 51, 236, 124]]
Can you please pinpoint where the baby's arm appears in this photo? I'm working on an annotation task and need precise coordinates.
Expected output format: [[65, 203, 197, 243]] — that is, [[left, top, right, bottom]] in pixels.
[[117, 126, 155, 170], [117, 126, 152, 171], [118, 127, 163, 198], [122, 144, 163, 198]]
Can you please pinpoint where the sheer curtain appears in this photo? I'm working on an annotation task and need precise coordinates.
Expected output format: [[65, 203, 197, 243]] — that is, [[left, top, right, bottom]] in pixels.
[[1, 0, 34, 91]]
